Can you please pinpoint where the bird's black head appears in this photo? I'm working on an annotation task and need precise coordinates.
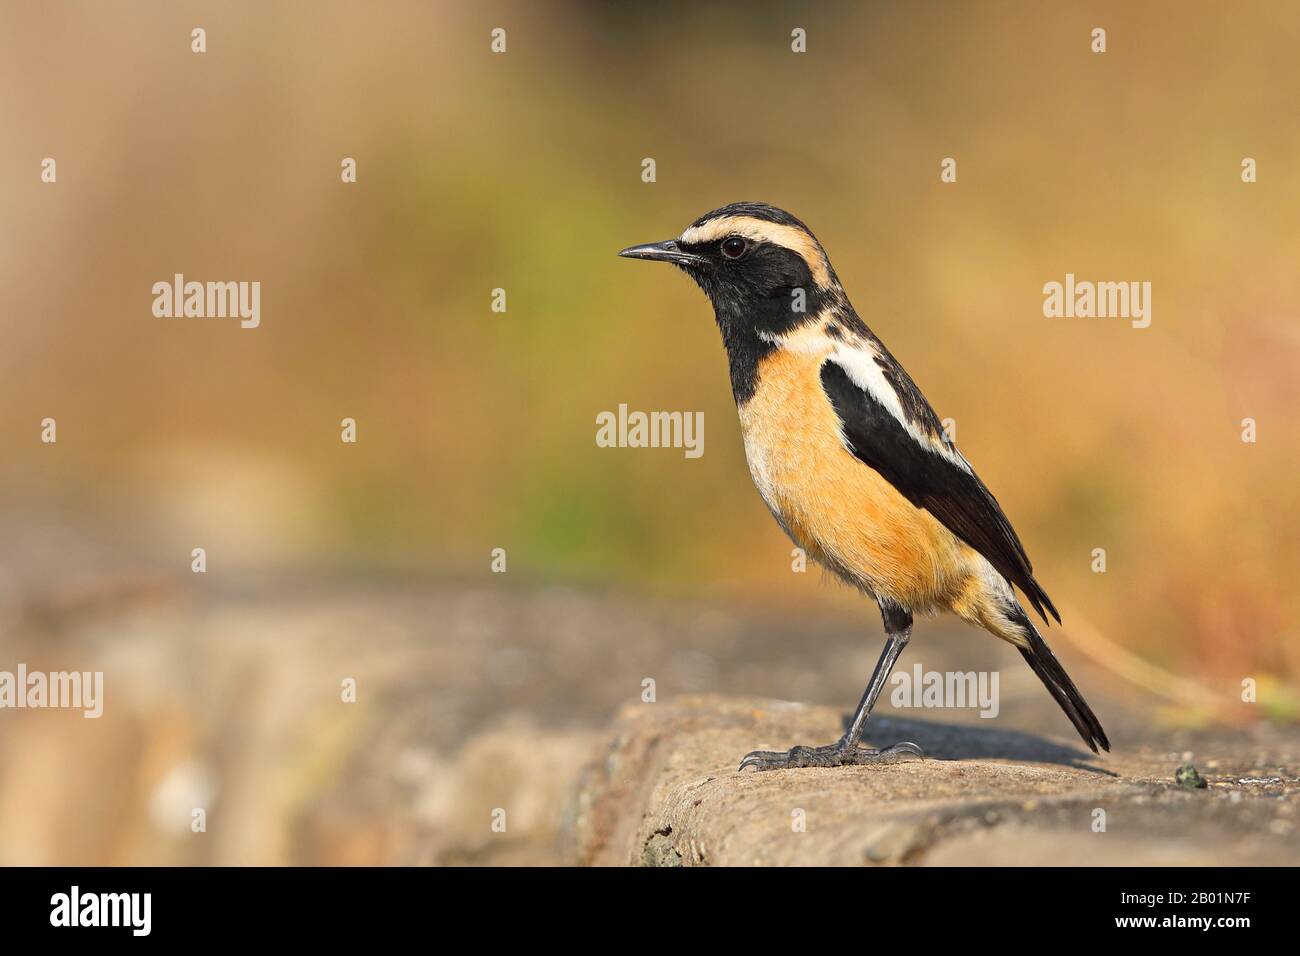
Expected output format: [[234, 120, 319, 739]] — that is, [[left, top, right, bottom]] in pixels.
[[619, 202, 842, 341]]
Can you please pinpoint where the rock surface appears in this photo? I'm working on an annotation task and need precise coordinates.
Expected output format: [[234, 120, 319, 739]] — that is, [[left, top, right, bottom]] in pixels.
[[1, 563, 1294, 866], [565, 696, 1300, 866]]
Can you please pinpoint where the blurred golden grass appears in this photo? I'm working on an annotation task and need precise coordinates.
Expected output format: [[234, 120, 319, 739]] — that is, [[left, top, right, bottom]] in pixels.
[[0, 2, 1297, 711]]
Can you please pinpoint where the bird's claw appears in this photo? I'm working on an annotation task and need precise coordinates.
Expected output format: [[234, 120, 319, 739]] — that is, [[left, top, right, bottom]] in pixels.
[[738, 738, 923, 772]]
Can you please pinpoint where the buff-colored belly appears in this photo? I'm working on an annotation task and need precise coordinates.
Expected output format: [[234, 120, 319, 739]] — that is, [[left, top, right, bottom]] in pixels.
[[737, 348, 969, 611]]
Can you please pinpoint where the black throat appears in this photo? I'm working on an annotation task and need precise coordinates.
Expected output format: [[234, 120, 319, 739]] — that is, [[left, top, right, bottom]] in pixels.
[[714, 309, 781, 406], [704, 279, 839, 406]]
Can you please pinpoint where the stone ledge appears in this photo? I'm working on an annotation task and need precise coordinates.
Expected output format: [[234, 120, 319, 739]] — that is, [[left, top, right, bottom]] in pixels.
[[563, 695, 1299, 866]]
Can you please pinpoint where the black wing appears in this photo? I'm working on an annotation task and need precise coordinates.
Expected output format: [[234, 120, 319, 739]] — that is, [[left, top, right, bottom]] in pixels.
[[820, 357, 1060, 625]]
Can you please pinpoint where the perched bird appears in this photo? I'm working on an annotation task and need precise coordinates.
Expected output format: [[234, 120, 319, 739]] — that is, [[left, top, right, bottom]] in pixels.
[[619, 202, 1109, 770]]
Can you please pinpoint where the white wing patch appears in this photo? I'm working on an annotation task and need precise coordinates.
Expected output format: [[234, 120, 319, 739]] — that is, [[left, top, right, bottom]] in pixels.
[[754, 319, 971, 474], [824, 342, 972, 473]]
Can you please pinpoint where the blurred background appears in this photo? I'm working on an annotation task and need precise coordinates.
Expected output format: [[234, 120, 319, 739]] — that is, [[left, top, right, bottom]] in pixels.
[[0, 1, 1297, 864]]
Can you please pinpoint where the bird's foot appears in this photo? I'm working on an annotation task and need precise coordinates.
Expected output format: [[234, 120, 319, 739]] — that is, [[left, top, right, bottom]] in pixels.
[[738, 736, 923, 772]]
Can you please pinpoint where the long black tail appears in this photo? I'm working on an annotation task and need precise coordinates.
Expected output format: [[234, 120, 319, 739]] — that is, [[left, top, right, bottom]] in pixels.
[[1014, 612, 1110, 753]]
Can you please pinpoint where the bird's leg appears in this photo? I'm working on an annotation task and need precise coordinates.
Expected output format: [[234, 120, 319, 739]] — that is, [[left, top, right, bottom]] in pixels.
[[739, 617, 923, 771]]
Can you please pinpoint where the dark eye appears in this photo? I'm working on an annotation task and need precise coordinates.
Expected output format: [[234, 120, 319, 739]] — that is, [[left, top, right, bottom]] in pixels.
[[720, 236, 748, 259]]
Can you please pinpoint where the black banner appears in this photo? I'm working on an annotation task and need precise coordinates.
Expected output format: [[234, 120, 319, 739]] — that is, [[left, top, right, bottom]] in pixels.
[[0, 866, 1283, 942]]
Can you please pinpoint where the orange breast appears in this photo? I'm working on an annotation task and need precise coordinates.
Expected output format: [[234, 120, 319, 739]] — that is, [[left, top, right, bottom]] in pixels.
[[737, 346, 969, 611]]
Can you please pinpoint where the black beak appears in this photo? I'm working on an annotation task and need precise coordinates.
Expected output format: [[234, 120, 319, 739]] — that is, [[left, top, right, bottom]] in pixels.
[[618, 239, 710, 269]]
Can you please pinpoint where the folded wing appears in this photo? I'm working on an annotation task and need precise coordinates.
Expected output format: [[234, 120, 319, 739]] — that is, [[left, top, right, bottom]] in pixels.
[[820, 351, 1060, 625]]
